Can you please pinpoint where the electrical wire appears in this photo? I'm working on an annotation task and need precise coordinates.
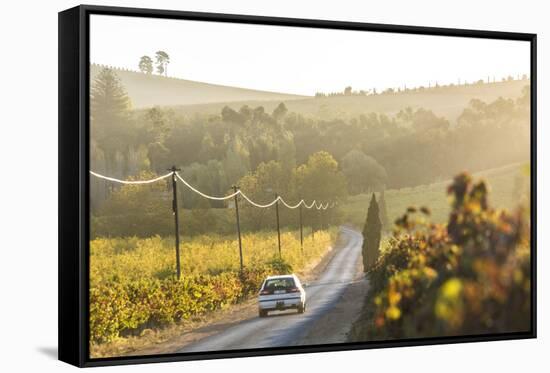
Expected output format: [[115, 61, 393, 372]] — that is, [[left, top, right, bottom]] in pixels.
[[90, 170, 335, 210], [89, 171, 173, 184]]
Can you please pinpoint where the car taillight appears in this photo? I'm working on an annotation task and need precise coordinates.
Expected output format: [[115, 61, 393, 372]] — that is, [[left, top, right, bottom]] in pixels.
[[288, 287, 300, 293]]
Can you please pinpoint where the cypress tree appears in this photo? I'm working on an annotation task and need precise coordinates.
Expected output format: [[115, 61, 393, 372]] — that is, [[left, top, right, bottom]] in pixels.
[[362, 193, 382, 272], [379, 190, 390, 231]]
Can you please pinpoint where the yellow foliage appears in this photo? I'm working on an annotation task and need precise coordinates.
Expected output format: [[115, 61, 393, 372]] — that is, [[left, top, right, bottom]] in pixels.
[[89, 229, 335, 343], [435, 278, 464, 328], [386, 306, 401, 320], [91, 230, 333, 285]]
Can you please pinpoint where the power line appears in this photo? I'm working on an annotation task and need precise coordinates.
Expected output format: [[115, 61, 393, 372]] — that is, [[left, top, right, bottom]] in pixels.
[[174, 172, 239, 201], [90, 171, 173, 184], [280, 198, 312, 209], [239, 192, 281, 208], [90, 170, 335, 210], [90, 168, 336, 274]]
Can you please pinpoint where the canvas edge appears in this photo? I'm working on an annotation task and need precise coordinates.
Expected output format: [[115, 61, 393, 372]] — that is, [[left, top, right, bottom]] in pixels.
[[57, 4, 537, 368]]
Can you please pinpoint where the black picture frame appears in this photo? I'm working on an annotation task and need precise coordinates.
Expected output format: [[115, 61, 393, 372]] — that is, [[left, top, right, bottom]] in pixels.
[[58, 4, 537, 368]]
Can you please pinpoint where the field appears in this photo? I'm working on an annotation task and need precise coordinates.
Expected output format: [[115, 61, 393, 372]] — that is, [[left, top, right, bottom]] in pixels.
[[89, 228, 335, 347], [342, 162, 529, 228]]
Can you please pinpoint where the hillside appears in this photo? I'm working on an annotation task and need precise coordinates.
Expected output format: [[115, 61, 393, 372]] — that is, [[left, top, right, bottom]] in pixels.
[[92, 64, 528, 122], [90, 64, 308, 108], [168, 79, 528, 123], [342, 162, 530, 227]]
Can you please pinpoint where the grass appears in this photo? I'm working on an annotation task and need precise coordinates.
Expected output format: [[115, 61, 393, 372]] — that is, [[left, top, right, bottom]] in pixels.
[[342, 162, 530, 227]]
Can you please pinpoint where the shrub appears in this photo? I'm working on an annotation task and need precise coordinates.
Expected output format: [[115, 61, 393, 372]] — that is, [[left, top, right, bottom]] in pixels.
[[351, 172, 530, 340]]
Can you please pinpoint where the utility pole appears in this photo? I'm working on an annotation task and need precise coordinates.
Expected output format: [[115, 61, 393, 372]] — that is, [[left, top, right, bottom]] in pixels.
[[233, 185, 244, 273], [311, 209, 315, 241], [275, 193, 281, 258], [299, 202, 304, 253], [169, 165, 182, 279]]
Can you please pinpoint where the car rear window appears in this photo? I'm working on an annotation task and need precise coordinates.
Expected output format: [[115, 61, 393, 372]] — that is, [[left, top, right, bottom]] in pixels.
[[264, 277, 296, 291]]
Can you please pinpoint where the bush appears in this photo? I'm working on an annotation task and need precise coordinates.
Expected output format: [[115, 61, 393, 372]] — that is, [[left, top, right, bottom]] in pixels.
[[350, 172, 530, 340]]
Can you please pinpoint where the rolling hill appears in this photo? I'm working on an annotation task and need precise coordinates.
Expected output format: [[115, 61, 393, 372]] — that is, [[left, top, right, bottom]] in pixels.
[[90, 64, 308, 108], [168, 79, 528, 123], [342, 162, 530, 227], [92, 63, 529, 123]]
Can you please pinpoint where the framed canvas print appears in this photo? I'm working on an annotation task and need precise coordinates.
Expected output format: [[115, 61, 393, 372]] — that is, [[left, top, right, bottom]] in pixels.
[[58, 5, 537, 367]]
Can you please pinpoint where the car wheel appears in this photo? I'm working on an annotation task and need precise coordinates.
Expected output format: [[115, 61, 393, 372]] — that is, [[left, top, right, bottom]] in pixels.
[[259, 310, 268, 318]]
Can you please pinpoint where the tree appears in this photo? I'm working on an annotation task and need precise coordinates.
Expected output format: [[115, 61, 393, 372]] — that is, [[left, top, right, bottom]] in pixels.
[[378, 190, 389, 231], [296, 151, 347, 228], [223, 137, 251, 186], [155, 51, 170, 76], [272, 102, 288, 121], [234, 160, 290, 231], [94, 170, 174, 237], [397, 107, 449, 133], [296, 151, 347, 203], [90, 68, 132, 210], [188, 198, 218, 235], [141, 107, 172, 173], [90, 68, 131, 158], [254, 160, 289, 197], [276, 131, 297, 175], [341, 150, 387, 194], [138, 55, 153, 74], [221, 106, 245, 125], [362, 193, 382, 272], [180, 160, 227, 209]]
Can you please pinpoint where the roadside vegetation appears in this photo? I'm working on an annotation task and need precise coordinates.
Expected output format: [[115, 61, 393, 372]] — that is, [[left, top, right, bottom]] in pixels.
[[90, 229, 335, 347], [349, 170, 531, 340]]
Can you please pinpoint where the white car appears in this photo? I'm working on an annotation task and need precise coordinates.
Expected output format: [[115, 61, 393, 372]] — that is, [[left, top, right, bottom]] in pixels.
[[258, 274, 307, 317]]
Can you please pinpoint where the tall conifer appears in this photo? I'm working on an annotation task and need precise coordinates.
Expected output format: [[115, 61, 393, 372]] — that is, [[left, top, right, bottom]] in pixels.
[[362, 193, 382, 272]]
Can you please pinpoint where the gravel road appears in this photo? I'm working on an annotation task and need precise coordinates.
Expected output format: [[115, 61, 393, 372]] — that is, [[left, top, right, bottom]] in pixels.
[[179, 226, 363, 353]]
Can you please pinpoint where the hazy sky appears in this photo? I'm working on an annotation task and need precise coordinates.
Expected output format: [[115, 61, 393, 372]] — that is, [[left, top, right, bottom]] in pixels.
[[90, 15, 530, 96]]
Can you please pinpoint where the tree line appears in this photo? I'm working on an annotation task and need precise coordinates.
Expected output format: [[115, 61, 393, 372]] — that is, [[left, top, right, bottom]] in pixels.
[[90, 67, 530, 219], [314, 74, 529, 98]]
